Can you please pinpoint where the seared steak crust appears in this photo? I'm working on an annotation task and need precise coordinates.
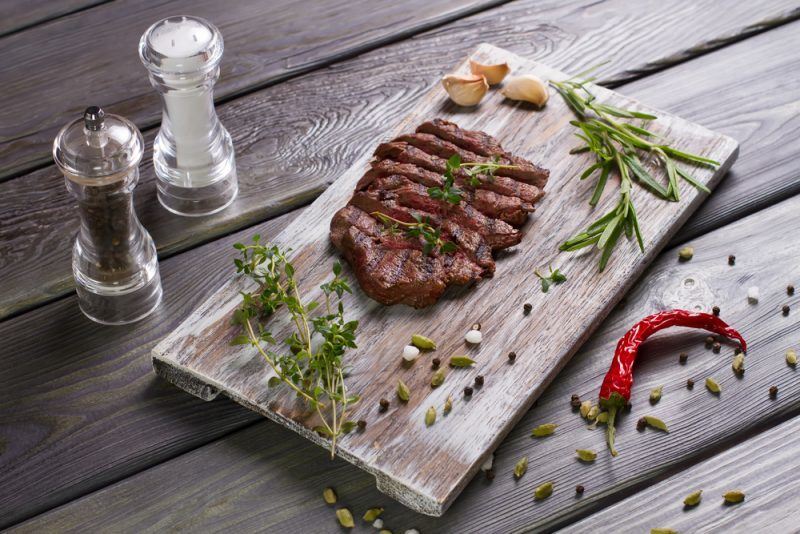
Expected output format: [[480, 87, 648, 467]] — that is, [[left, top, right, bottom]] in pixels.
[[330, 119, 549, 308]]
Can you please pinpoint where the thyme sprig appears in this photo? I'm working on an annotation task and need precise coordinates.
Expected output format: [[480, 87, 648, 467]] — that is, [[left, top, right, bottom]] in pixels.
[[550, 73, 718, 270], [427, 154, 520, 204], [535, 266, 567, 293], [372, 211, 457, 255], [231, 235, 359, 458]]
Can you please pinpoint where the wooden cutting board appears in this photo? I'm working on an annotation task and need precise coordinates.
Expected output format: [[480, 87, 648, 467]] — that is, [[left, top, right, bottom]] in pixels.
[[152, 44, 738, 516]]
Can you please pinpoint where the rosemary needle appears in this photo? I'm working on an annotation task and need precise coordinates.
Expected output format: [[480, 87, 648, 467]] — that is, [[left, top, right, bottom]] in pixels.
[[550, 73, 718, 271]]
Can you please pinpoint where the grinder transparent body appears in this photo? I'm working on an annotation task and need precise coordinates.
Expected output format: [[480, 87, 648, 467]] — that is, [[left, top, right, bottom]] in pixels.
[[139, 16, 237, 216]]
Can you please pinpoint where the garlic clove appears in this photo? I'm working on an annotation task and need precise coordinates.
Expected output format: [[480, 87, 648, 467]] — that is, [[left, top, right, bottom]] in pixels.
[[403, 344, 421, 362], [469, 60, 510, 85], [441, 74, 489, 106], [501, 74, 549, 107]]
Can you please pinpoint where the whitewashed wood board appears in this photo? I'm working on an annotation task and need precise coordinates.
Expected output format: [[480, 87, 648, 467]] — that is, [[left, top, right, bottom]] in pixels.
[[152, 44, 738, 516]]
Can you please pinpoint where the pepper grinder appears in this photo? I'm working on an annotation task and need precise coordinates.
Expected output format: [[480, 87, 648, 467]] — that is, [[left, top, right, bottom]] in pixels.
[[139, 16, 238, 216], [53, 106, 162, 324]]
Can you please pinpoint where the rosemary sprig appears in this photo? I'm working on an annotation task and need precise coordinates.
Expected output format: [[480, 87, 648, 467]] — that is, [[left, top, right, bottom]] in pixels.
[[231, 235, 359, 458], [372, 211, 457, 255], [427, 154, 520, 203], [550, 73, 718, 270]]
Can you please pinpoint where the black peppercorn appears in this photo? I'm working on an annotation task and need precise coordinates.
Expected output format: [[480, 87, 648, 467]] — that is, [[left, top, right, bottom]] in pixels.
[[431, 357, 441, 370], [788, 285, 795, 296], [769, 385, 778, 398], [475, 375, 485, 387], [570, 394, 581, 409], [783, 305, 790, 316], [472, 322, 481, 331], [636, 417, 647, 431], [357, 419, 367, 431], [712, 342, 721, 354], [687, 378, 695, 389], [704, 336, 714, 349], [523, 303, 532, 315], [712, 305, 720, 316], [464, 386, 474, 397], [508, 351, 517, 363], [679, 352, 688, 365], [728, 255, 735, 266], [485, 469, 495, 480], [379, 398, 389, 412], [575, 484, 584, 495]]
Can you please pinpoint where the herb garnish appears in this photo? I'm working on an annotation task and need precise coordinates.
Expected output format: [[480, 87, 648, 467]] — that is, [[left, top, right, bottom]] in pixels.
[[371, 211, 457, 255], [550, 71, 718, 270], [427, 154, 520, 203], [231, 235, 359, 458], [535, 266, 567, 292]]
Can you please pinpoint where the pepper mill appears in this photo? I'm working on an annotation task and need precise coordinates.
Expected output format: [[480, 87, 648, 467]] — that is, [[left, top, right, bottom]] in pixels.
[[139, 15, 238, 216], [53, 106, 162, 324]]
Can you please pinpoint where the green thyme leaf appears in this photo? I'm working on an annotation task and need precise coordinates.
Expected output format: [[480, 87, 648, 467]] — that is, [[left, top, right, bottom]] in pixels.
[[535, 267, 567, 293]]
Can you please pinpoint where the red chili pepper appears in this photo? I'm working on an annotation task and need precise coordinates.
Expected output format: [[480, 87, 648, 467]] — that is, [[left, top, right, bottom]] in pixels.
[[600, 310, 746, 456]]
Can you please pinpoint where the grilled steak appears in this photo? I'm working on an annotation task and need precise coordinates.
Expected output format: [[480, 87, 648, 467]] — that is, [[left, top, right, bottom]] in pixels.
[[330, 119, 549, 308]]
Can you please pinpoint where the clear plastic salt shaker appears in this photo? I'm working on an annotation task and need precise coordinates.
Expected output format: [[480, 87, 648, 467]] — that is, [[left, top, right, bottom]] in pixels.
[[53, 106, 162, 325]]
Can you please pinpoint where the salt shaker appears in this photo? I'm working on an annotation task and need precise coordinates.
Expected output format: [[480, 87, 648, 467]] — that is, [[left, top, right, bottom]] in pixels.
[[53, 106, 162, 324], [139, 16, 238, 216]]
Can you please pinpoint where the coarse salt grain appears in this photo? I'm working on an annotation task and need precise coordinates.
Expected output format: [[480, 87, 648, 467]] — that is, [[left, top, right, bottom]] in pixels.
[[465, 329, 483, 344], [372, 518, 384, 529], [747, 286, 759, 304], [402, 345, 420, 361]]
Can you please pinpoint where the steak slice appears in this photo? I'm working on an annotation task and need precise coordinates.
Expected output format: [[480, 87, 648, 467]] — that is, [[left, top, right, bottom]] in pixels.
[[417, 118, 505, 156], [331, 206, 483, 308], [368, 174, 533, 227], [393, 133, 549, 188], [362, 159, 544, 205]]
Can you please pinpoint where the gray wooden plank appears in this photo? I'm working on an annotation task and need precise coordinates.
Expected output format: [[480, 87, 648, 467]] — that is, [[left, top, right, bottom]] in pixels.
[[0, 0, 108, 37], [2, 0, 799, 321], [151, 43, 738, 517], [561, 415, 800, 533], [0, 211, 295, 528], [13, 190, 800, 532], [0, 0, 510, 179]]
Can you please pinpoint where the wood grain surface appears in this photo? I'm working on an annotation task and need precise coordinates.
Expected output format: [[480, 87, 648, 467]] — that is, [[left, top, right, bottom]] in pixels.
[[0, 0, 108, 37], [15, 190, 800, 532], [2, 2, 798, 320], [153, 44, 738, 516], [0, 0, 509, 179], [562, 415, 800, 533]]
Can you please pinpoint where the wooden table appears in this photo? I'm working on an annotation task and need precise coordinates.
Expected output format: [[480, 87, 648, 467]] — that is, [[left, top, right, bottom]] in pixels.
[[1, 1, 799, 532]]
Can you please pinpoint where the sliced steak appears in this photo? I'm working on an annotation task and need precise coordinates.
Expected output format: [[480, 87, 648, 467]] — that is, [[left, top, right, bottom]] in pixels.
[[364, 158, 544, 205], [393, 133, 549, 188], [417, 118, 505, 156]]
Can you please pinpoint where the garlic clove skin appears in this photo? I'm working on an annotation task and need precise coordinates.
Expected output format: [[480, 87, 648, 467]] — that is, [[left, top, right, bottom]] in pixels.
[[441, 74, 489, 106], [501, 74, 549, 107], [469, 60, 510, 85]]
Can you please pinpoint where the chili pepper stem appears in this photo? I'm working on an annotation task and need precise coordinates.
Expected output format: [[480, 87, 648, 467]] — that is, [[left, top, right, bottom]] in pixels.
[[600, 391, 625, 457]]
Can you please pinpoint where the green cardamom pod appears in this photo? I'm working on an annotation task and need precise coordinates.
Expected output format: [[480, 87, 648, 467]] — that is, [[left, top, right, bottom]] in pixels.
[[723, 490, 745, 504], [431, 368, 446, 387], [449, 356, 476, 367], [335, 508, 355, 528], [650, 385, 663, 403], [362, 507, 384, 522], [531, 423, 558, 437], [397, 379, 410, 402], [514, 456, 528, 479], [650, 529, 678, 534], [678, 245, 694, 261], [579, 400, 592, 418], [644, 415, 669, 432], [576, 449, 597, 462], [425, 406, 436, 426], [786, 349, 797, 367], [705, 377, 721, 394], [378, 530, 393, 534], [411, 334, 437, 350], [534, 481, 554, 500], [443, 395, 453, 415], [683, 489, 702, 506], [732, 353, 745, 375], [322, 487, 337, 504], [586, 405, 600, 420]]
